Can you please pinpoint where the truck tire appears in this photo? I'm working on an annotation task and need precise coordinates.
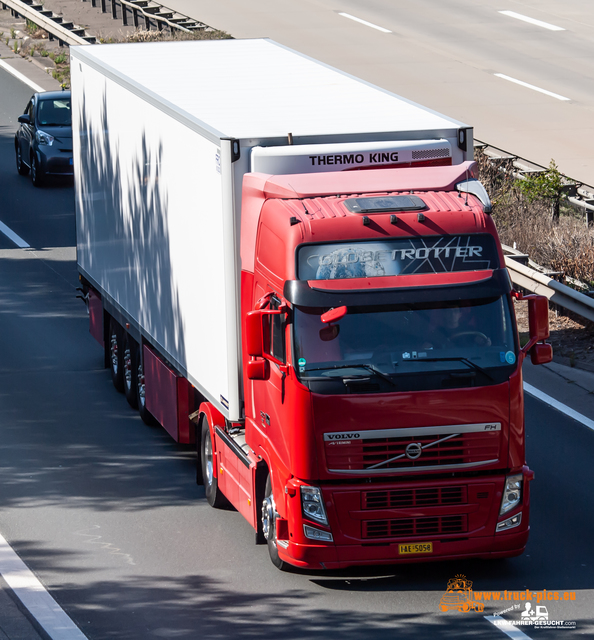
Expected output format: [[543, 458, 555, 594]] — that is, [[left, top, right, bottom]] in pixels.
[[134, 345, 156, 425], [195, 423, 204, 486], [262, 475, 288, 571], [109, 318, 124, 393], [201, 419, 227, 508], [123, 334, 138, 409]]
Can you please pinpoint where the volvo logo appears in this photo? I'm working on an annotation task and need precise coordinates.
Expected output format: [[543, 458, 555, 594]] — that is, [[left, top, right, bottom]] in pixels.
[[405, 442, 423, 460], [325, 433, 361, 441]]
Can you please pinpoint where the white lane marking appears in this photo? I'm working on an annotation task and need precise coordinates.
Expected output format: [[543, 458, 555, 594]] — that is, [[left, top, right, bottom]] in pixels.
[[524, 382, 594, 432], [0, 533, 88, 639], [0, 59, 45, 92], [494, 74, 570, 101], [0, 220, 30, 248], [338, 13, 392, 33], [485, 615, 534, 639], [499, 11, 564, 31]]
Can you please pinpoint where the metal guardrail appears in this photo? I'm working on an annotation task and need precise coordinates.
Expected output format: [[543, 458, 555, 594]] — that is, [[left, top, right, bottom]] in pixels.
[[505, 248, 594, 323], [476, 139, 594, 225], [93, 0, 214, 33], [1, 0, 217, 47], [1, 0, 93, 45]]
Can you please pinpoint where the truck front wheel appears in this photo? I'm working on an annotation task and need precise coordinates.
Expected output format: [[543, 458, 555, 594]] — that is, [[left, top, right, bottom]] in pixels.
[[201, 419, 227, 508], [262, 476, 287, 571]]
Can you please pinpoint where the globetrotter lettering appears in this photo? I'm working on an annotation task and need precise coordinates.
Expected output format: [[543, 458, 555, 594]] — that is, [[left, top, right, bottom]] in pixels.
[[315, 245, 483, 267], [297, 234, 498, 280], [308, 151, 399, 166]]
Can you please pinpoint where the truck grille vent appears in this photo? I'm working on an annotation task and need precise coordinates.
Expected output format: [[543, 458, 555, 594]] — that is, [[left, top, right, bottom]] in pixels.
[[412, 148, 450, 160], [363, 515, 467, 539], [325, 431, 499, 472], [363, 486, 466, 509]]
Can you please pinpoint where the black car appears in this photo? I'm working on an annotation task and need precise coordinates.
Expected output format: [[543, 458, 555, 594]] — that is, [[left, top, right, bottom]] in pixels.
[[15, 90, 73, 186]]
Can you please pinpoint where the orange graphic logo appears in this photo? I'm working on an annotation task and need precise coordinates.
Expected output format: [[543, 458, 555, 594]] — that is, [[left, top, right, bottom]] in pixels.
[[439, 575, 485, 613]]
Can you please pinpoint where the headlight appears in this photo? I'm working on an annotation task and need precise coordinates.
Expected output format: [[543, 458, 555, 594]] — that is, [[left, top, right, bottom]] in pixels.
[[500, 474, 522, 515], [36, 130, 54, 146], [301, 485, 328, 525]]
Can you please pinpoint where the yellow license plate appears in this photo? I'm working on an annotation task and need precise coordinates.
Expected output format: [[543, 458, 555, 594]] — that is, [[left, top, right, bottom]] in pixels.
[[398, 542, 433, 555]]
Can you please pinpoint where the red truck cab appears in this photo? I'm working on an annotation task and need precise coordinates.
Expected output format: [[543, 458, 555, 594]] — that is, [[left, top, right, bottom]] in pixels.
[[202, 161, 550, 570]]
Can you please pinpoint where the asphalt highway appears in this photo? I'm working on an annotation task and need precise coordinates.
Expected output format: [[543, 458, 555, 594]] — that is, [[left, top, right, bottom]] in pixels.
[[167, 0, 594, 186], [0, 23, 594, 638]]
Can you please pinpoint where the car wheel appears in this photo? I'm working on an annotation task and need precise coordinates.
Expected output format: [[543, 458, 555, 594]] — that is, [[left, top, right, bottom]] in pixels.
[[16, 144, 29, 175], [31, 155, 44, 187]]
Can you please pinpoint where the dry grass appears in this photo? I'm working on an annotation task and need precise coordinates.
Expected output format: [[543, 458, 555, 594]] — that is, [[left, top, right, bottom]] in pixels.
[[476, 149, 594, 287]]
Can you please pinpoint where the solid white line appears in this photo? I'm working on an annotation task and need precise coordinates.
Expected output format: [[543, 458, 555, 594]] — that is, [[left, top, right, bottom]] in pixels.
[[499, 11, 564, 31], [485, 615, 534, 639], [494, 74, 570, 101], [524, 382, 594, 432], [338, 13, 392, 33], [0, 220, 30, 248], [0, 59, 45, 92], [0, 533, 88, 639]]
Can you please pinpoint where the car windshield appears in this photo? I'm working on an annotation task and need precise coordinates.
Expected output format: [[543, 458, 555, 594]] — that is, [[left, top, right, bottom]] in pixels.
[[37, 98, 71, 127], [293, 295, 517, 382]]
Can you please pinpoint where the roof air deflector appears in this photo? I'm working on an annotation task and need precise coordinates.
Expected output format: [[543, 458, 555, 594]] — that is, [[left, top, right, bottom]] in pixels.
[[344, 195, 427, 214]]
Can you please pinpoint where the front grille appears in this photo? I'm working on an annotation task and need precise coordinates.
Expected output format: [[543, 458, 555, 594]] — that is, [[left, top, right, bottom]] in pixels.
[[363, 486, 466, 509], [325, 431, 499, 472], [363, 515, 467, 539]]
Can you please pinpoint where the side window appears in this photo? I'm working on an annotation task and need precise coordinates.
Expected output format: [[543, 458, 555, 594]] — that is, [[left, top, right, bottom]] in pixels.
[[27, 100, 34, 123], [267, 296, 286, 364]]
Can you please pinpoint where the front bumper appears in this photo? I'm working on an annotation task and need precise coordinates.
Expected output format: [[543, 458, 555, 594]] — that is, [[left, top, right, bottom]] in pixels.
[[37, 149, 73, 176], [279, 469, 532, 570]]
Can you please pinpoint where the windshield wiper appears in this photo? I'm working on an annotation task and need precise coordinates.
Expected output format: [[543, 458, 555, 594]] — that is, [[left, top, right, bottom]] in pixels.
[[303, 362, 398, 388], [406, 357, 494, 381]]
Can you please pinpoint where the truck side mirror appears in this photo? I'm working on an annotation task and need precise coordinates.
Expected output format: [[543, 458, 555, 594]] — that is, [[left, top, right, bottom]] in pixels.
[[246, 310, 264, 357], [246, 307, 285, 357], [528, 296, 549, 342], [530, 342, 553, 365], [518, 293, 552, 365], [247, 359, 270, 380]]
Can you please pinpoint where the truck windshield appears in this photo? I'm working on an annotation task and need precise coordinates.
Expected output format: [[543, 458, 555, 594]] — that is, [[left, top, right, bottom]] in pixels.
[[293, 295, 517, 391]]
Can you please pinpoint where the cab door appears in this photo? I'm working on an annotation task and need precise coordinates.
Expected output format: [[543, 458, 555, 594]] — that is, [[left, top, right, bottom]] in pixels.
[[249, 292, 292, 475]]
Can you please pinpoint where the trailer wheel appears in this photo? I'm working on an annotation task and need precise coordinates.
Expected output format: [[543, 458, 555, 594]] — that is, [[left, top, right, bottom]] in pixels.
[[262, 475, 288, 570], [109, 319, 124, 393], [134, 345, 156, 425], [201, 418, 227, 508], [123, 334, 138, 409]]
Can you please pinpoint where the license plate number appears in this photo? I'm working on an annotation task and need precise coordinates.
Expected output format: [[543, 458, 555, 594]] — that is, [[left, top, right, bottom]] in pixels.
[[398, 542, 433, 555]]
